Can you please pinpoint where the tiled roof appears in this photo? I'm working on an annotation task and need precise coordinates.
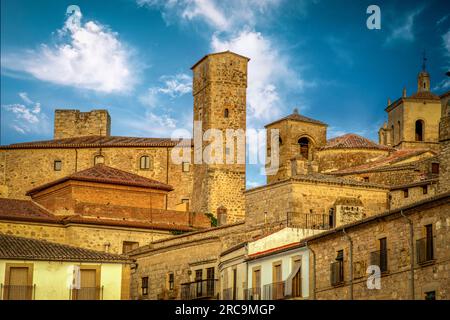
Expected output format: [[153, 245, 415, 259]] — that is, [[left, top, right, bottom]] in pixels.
[[1, 135, 192, 149], [265, 111, 327, 127], [0, 233, 130, 263], [321, 133, 393, 151], [332, 149, 436, 174], [408, 91, 440, 100], [0, 198, 58, 223], [389, 178, 439, 191], [26, 164, 173, 196], [291, 173, 388, 188], [0, 198, 198, 232]]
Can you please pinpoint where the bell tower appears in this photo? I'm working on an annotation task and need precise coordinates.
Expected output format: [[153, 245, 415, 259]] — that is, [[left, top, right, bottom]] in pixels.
[[418, 52, 430, 92], [190, 51, 249, 223]]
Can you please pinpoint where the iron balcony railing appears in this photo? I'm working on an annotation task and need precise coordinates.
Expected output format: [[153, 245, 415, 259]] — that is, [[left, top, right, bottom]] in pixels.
[[416, 237, 434, 264], [263, 282, 285, 300], [1, 284, 35, 300], [243, 287, 261, 300], [180, 279, 218, 300], [222, 288, 234, 300], [286, 212, 332, 230], [71, 286, 104, 300], [370, 249, 388, 273]]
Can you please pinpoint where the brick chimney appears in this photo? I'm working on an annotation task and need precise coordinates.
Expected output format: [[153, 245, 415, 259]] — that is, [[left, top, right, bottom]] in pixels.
[[217, 206, 227, 226]]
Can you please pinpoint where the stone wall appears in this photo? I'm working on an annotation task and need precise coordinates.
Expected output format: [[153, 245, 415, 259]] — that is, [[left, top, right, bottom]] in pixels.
[[439, 103, 450, 193], [0, 220, 172, 254], [308, 197, 450, 299], [0, 146, 193, 210], [54, 109, 111, 139], [390, 183, 438, 209]]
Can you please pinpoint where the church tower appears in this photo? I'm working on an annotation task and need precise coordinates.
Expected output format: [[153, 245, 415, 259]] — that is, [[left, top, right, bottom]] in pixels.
[[190, 51, 249, 223]]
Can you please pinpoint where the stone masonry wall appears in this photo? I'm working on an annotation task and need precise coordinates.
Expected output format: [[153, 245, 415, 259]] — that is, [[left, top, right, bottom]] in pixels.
[[308, 200, 450, 299], [54, 109, 111, 139]]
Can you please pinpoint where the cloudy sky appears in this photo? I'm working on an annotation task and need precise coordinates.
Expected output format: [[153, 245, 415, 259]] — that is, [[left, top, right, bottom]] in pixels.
[[1, 0, 449, 187]]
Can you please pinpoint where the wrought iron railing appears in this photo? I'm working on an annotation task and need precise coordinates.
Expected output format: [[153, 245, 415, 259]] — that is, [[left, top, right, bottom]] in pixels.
[[180, 279, 218, 300], [263, 281, 285, 300], [370, 250, 388, 273], [416, 237, 434, 264], [243, 287, 261, 300], [1, 284, 35, 300], [286, 212, 332, 230], [71, 286, 103, 300]]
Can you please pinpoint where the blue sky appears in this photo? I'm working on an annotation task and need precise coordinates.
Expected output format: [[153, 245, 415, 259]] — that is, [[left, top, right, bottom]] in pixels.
[[1, 0, 449, 187]]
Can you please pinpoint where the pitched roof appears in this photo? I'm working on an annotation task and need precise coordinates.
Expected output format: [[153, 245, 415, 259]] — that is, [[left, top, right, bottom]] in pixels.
[[1, 135, 192, 149], [408, 91, 440, 100], [0, 198, 199, 232], [331, 149, 436, 175], [265, 111, 327, 127], [26, 164, 173, 196], [0, 198, 58, 223], [320, 133, 393, 151], [191, 50, 250, 69], [0, 233, 130, 263]]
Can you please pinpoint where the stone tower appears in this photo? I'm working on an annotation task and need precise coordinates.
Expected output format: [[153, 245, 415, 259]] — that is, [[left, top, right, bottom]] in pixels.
[[190, 51, 249, 222], [54, 109, 111, 139], [265, 109, 327, 184], [438, 93, 450, 193]]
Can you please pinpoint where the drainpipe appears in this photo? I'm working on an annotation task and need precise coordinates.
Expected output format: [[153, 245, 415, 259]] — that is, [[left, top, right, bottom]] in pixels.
[[305, 241, 316, 300], [342, 229, 353, 300], [401, 210, 415, 300]]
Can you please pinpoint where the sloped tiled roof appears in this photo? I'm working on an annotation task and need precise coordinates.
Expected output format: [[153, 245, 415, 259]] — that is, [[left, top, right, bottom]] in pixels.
[[26, 164, 173, 196], [265, 111, 327, 127], [0, 233, 130, 263], [321, 133, 392, 151], [408, 91, 440, 100], [332, 149, 436, 174], [1, 135, 192, 149], [0, 198, 58, 223]]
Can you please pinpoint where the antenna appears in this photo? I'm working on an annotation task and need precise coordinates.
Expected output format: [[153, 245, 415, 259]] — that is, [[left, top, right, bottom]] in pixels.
[[422, 50, 427, 71]]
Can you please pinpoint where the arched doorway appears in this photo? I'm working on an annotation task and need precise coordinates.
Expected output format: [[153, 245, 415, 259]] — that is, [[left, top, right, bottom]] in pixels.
[[415, 120, 424, 141], [298, 137, 310, 159]]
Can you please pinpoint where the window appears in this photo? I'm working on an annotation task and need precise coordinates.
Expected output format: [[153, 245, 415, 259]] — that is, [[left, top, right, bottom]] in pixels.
[[4, 263, 34, 300], [424, 291, 436, 300], [422, 185, 428, 195], [122, 241, 139, 254], [182, 162, 190, 172], [403, 189, 409, 198], [224, 108, 229, 118], [195, 269, 203, 297], [72, 266, 101, 300], [225, 147, 230, 155], [331, 250, 344, 286], [379, 238, 388, 273], [328, 208, 335, 228], [232, 268, 237, 300], [54, 160, 62, 171], [278, 136, 283, 146], [431, 163, 439, 174], [141, 277, 149, 296], [167, 273, 174, 291], [363, 177, 369, 182], [140, 156, 151, 170], [415, 120, 424, 141], [272, 262, 283, 300], [298, 137, 310, 159], [417, 224, 434, 264], [94, 155, 104, 165]]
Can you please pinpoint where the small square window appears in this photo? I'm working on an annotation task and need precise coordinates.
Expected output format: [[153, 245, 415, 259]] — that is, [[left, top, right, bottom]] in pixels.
[[182, 162, 190, 172], [54, 160, 62, 171], [168, 273, 174, 291], [431, 163, 439, 174], [141, 277, 149, 296], [403, 189, 409, 198], [424, 291, 436, 300], [363, 177, 369, 182], [422, 185, 428, 195]]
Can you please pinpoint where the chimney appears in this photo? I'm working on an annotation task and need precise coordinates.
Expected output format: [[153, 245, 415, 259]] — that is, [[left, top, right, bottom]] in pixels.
[[217, 206, 227, 226], [387, 98, 391, 106], [402, 87, 407, 98]]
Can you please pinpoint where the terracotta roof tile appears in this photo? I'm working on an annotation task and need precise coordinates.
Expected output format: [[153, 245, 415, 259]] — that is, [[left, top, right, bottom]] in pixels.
[[0, 233, 130, 263], [0, 198, 57, 223], [408, 91, 440, 100], [1, 135, 192, 149], [321, 133, 393, 151], [26, 164, 173, 196]]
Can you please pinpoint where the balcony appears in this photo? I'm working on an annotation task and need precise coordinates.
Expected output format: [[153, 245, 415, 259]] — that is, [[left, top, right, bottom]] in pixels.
[[180, 279, 218, 300], [1, 284, 35, 300], [286, 212, 332, 230], [71, 286, 103, 300], [370, 250, 388, 273], [263, 282, 286, 300], [243, 287, 261, 300], [416, 237, 434, 265]]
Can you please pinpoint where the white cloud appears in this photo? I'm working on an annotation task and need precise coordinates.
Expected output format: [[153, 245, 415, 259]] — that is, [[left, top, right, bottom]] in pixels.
[[2, 9, 137, 93], [385, 8, 424, 44], [137, 0, 282, 31], [2, 93, 50, 135], [443, 30, 450, 56], [122, 111, 178, 137], [211, 30, 304, 122], [140, 73, 192, 108]]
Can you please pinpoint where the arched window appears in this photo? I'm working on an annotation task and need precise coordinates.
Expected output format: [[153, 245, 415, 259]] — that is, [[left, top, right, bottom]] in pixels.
[[140, 155, 152, 170], [298, 137, 310, 159], [415, 120, 424, 141], [224, 108, 229, 118], [94, 155, 105, 165], [278, 136, 283, 146]]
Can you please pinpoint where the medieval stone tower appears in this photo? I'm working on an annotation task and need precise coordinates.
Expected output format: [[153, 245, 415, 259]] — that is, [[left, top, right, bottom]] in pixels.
[[439, 94, 450, 193], [190, 51, 249, 222]]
